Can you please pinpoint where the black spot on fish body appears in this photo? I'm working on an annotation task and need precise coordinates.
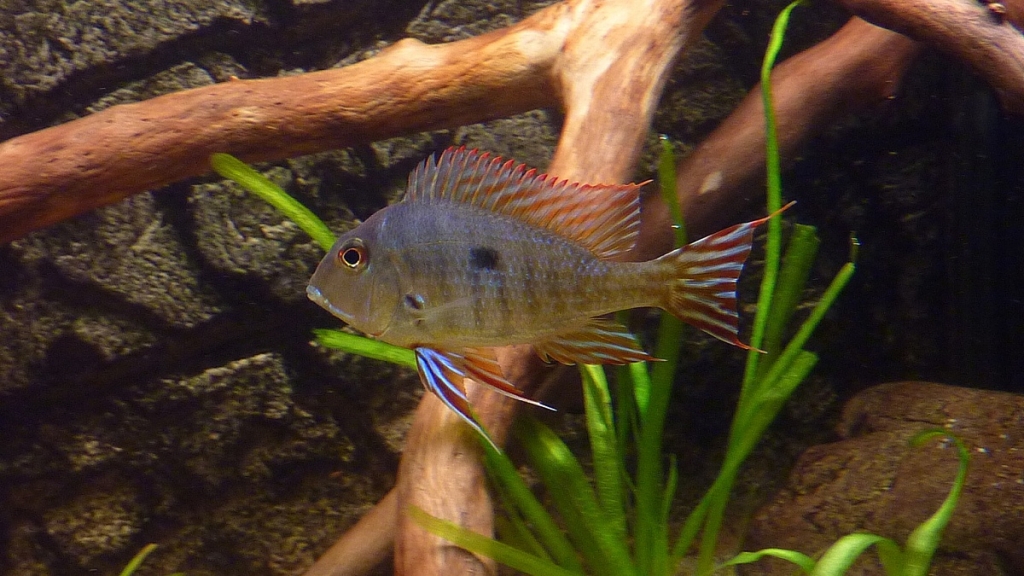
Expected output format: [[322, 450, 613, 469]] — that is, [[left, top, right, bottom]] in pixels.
[[469, 247, 500, 271]]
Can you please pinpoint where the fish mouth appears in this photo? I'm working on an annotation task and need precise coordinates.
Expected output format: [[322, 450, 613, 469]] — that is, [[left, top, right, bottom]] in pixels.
[[306, 285, 355, 324]]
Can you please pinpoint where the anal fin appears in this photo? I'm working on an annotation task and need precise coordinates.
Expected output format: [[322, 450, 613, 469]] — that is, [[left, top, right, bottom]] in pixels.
[[533, 318, 656, 365]]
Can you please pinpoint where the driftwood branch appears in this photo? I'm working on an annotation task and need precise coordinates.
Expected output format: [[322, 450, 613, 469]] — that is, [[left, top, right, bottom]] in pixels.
[[2, 0, 1023, 245], [1, 0, 1023, 575], [303, 489, 396, 576], [837, 0, 1024, 114], [638, 16, 921, 257], [0, 3, 566, 242]]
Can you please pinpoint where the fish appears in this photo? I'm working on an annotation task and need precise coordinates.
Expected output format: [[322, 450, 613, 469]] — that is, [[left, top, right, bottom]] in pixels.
[[307, 147, 785, 443]]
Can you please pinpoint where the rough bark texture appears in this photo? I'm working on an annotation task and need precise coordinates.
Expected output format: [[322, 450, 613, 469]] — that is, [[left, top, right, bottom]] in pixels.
[[2, 0, 1024, 575]]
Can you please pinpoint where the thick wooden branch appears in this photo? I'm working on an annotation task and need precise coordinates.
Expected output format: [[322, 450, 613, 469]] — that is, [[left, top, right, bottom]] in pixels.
[[638, 17, 922, 258], [4, 0, 1020, 246], [303, 489, 396, 576], [836, 0, 1024, 114], [0, 5, 569, 243]]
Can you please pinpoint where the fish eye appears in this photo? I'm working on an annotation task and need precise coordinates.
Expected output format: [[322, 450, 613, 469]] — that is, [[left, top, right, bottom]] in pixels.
[[336, 239, 367, 271]]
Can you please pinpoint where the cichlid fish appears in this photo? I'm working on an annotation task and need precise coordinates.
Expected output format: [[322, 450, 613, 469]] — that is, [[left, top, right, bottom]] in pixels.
[[308, 147, 782, 441]]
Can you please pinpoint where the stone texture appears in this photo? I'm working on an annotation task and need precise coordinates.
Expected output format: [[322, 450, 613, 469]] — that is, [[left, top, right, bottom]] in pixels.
[[0, 0, 262, 115], [405, 0, 557, 42], [744, 382, 1024, 576], [11, 191, 226, 328]]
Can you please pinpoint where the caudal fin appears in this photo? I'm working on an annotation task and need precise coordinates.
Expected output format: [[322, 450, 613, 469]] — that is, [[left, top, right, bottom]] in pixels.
[[661, 203, 793, 348]]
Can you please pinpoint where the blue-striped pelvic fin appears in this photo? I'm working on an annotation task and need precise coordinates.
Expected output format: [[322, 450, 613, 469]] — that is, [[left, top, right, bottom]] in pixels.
[[533, 318, 657, 365], [415, 347, 481, 440], [415, 347, 553, 448]]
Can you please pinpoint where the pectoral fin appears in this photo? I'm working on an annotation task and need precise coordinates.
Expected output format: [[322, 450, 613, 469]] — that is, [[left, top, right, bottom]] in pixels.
[[415, 347, 553, 447], [533, 318, 656, 365]]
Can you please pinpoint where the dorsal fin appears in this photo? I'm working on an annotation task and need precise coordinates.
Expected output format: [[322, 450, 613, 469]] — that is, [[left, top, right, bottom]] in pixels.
[[405, 147, 644, 258]]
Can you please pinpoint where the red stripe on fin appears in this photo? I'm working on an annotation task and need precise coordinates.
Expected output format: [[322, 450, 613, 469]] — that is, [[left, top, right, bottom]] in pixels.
[[534, 318, 657, 365], [460, 347, 554, 411], [405, 147, 645, 258], [661, 202, 794, 349]]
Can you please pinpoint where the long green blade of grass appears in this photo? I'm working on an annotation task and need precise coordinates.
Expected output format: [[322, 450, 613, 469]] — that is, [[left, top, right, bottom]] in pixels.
[[810, 534, 901, 576], [580, 364, 628, 542], [729, 351, 818, 468], [210, 153, 336, 251], [480, 436, 585, 572], [633, 138, 690, 575], [313, 328, 417, 369], [494, 510, 552, 564], [680, 354, 816, 557], [743, 261, 855, 423], [515, 417, 638, 576], [407, 506, 582, 576], [691, 5, 804, 562], [698, 9, 808, 560], [715, 548, 816, 575], [759, 224, 819, 363], [119, 544, 158, 576], [741, 0, 806, 385], [658, 135, 687, 248], [901, 431, 969, 576], [733, 225, 821, 441]]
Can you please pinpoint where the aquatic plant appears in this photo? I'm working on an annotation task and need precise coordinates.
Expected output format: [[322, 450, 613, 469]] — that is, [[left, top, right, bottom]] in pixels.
[[117, 544, 184, 576]]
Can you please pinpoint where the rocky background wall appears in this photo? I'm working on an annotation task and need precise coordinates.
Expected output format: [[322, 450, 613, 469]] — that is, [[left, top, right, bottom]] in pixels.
[[2, 1, 1023, 575]]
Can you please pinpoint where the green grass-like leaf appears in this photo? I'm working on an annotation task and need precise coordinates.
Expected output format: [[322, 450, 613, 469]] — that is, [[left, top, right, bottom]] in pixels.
[[515, 417, 639, 576], [407, 505, 581, 576], [901, 430, 970, 576], [479, 437, 585, 572], [714, 430, 969, 576], [811, 534, 901, 576], [759, 223, 819, 362], [209, 153, 336, 251], [657, 135, 687, 248], [580, 364, 628, 542], [119, 544, 159, 576], [313, 328, 417, 369], [632, 137, 691, 575], [716, 548, 816, 575]]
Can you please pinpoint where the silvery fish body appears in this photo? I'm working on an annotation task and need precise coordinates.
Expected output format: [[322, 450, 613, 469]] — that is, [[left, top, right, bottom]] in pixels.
[[320, 200, 663, 350], [307, 147, 776, 442]]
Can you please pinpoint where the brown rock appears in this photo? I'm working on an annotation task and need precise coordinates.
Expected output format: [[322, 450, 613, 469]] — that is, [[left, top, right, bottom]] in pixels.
[[745, 381, 1024, 575]]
